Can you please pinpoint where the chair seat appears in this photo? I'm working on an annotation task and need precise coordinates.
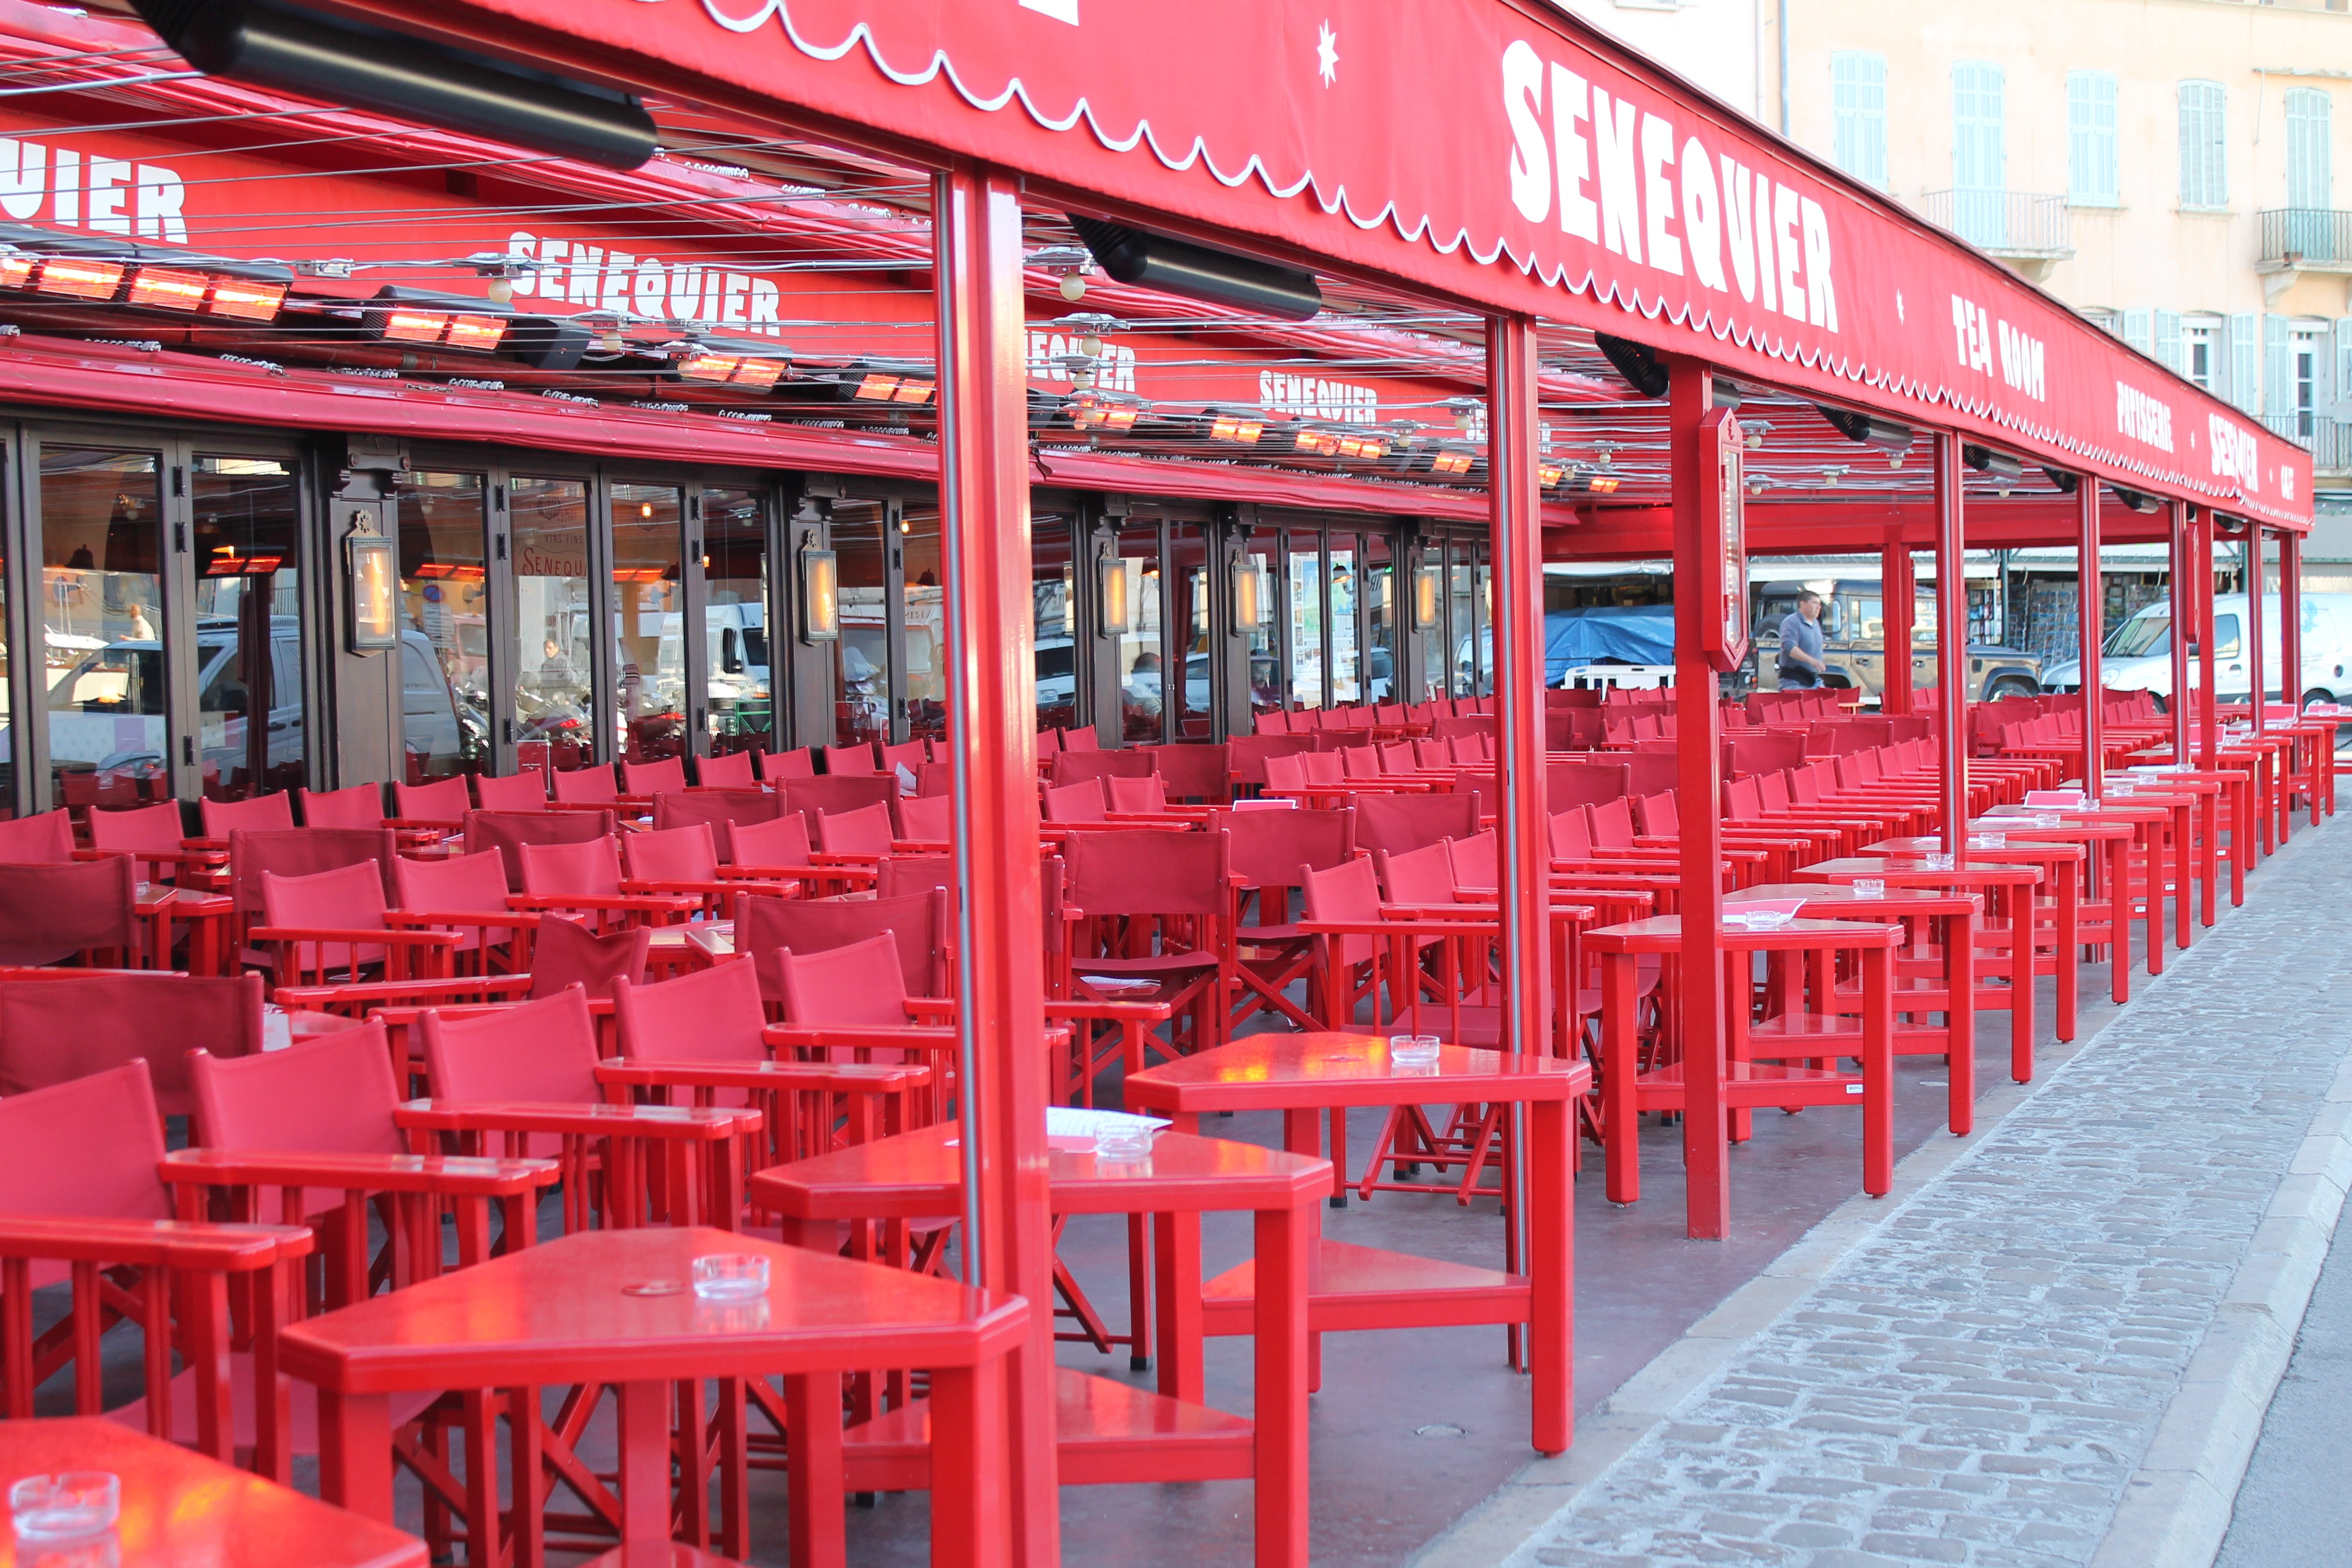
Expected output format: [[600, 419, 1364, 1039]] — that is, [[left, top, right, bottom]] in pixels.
[[1075, 952, 1221, 981]]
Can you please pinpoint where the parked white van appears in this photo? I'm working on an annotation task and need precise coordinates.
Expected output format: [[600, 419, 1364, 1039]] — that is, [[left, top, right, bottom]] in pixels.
[[2041, 593, 2352, 706]]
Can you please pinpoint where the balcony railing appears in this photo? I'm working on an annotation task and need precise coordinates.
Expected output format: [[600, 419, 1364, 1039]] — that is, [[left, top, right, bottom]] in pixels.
[[2261, 412, 2352, 474], [1917, 190, 2074, 259], [2258, 209, 2352, 269]]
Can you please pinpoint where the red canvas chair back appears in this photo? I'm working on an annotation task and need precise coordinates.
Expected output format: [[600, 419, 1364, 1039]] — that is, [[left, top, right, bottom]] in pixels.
[[1060, 726, 1100, 754], [1224, 734, 1311, 789], [0, 856, 137, 965], [1338, 747, 1384, 780], [1448, 830, 1500, 891], [1050, 750, 1155, 788], [1037, 726, 1066, 755], [1212, 808, 1354, 891], [0, 809, 74, 864], [465, 809, 614, 891], [1107, 774, 1169, 813], [895, 792, 952, 841], [1378, 742, 1418, 775], [695, 749, 759, 789], [823, 742, 880, 776], [1151, 743, 1228, 803], [1548, 807, 1596, 859], [1413, 739, 1451, 769], [736, 888, 948, 1001], [622, 823, 720, 883], [1063, 827, 1229, 920], [622, 757, 687, 796], [1300, 855, 1382, 968], [1352, 792, 1479, 859], [1635, 791, 1680, 835], [1042, 778, 1109, 824], [1263, 753, 1307, 793], [651, 788, 781, 862], [1723, 775, 1765, 821], [299, 783, 385, 830], [0, 971, 264, 1120], [551, 765, 621, 804], [1758, 772, 1794, 812], [392, 775, 471, 824], [199, 791, 293, 837], [421, 985, 600, 1103], [473, 770, 549, 812], [875, 854, 955, 899], [878, 740, 929, 774], [1789, 767, 1822, 805], [86, 801, 186, 859], [1373, 839, 1456, 904], [613, 959, 766, 1065], [729, 813, 814, 867], [0, 1061, 169, 1220], [529, 917, 651, 999], [1300, 752, 1344, 787], [762, 748, 816, 780], [1547, 760, 1631, 812], [815, 802, 896, 856], [776, 931, 911, 1028], [519, 835, 625, 898], [1446, 735, 1484, 766], [393, 848, 511, 914], [781, 775, 895, 830], [1588, 797, 1639, 848], [262, 859, 389, 931], [189, 1021, 401, 1156], [1621, 751, 1677, 798], [228, 829, 398, 916]]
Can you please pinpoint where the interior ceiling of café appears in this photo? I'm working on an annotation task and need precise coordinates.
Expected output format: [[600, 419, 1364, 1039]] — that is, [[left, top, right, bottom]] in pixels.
[[8, 10, 2167, 555]]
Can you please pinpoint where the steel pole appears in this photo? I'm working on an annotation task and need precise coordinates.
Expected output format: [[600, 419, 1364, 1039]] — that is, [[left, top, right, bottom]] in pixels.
[[1880, 536, 1914, 715]]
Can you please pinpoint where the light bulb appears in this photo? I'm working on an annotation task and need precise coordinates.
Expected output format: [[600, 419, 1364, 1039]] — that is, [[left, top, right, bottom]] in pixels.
[[1079, 333, 1102, 357], [1060, 273, 1087, 302], [486, 277, 513, 304], [600, 330, 624, 353], [1888, 454, 1904, 470], [640, 502, 654, 518]]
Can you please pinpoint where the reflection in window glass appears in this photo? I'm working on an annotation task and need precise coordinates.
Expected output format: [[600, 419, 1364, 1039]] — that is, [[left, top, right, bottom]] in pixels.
[[1450, 545, 1477, 697], [830, 502, 889, 746], [1242, 531, 1280, 725], [42, 449, 163, 810], [1364, 533, 1395, 704], [510, 476, 592, 771], [901, 508, 944, 744], [1476, 560, 1494, 695], [1117, 519, 1164, 743], [1418, 556, 1445, 703], [703, 487, 771, 760], [610, 483, 683, 764], [1034, 516, 1076, 730], [1331, 539, 1360, 705], [189, 456, 303, 801], [396, 471, 487, 783], [1289, 535, 1323, 709], [1173, 525, 1211, 739]]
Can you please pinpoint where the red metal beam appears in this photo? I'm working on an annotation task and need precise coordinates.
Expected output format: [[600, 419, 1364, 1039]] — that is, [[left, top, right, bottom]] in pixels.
[[1935, 434, 1969, 861], [1880, 538, 1915, 715], [2170, 502, 2192, 764], [2078, 478, 2104, 794], [2197, 508, 2219, 771]]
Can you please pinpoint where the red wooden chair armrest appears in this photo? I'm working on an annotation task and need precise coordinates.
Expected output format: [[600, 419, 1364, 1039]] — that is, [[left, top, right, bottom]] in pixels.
[[394, 1098, 760, 1141], [904, 998, 958, 1021], [1044, 998, 1175, 1023], [506, 893, 698, 915], [808, 850, 884, 868], [386, 908, 542, 930], [0, 1215, 311, 1270], [760, 1023, 958, 1052], [159, 1147, 558, 1199], [247, 925, 461, 949], [382, 816, 465, 834], [619, 878, 750, 899], [273, 974, 537, 1010], [77, 846, 227, 869], [596, 1057, 931, 1093], [180, 836, 231, 853]]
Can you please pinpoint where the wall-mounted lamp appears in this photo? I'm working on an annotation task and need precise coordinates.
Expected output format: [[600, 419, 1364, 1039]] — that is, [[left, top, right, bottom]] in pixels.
[[1413, 563, 1441, 630], [1098, 551, 1131, 637], [342, 504, 397, 653], [1231, 556, 1266, 630], [799, 546, 839, 643]]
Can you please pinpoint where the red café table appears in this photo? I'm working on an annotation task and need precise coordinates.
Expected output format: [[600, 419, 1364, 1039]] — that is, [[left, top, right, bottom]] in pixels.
[[1955, 811, 2152, 999], [135, 884, 233, 975], [1989, 787, 2195, 959], [281, 1226, 1025, 1568], [748, 1125, 1326, 1568], [1121, 1033, 1588, 1457], [2122, 755, 2259, 913], [1854, 835, 2083, 1046], [0, 1416, 427, 1568], [1587, 915, 1901, 1233]]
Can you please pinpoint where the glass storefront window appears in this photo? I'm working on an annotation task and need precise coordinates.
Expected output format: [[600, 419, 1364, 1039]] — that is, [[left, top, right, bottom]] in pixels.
[[42, 449, 163, 810], [1365, 533, 1395, 705], [1035, 516, 1076, 730], [703, 486, 771, 760], [510, 476, 592, 771], [1330, 538, 1360, 705], [1476, 559, 1494, 695], [830, 502, 889, 746], [1450, 544, 1477, 697], [1242, 532, 1280, 726], [396, 471, 487, 783], [1289, 533, 1324, 710], [900, 507, 945, 744], [609, 483, 683, 764], [192, 456, 302, 801], [1173, 525, 1211, 739], [1116, 519, 1164, 742]]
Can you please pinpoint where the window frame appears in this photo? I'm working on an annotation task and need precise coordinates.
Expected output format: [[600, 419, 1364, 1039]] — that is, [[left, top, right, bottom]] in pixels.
[[2179, 80, 2229, 213], [1831, 51, 1889, 189], [2067, 70, 2120, 208]]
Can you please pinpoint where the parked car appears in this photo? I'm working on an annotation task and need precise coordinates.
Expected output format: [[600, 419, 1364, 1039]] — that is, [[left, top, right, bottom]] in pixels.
[[2040, 592, 2352, 707], [1749, 576, 2041, 704]]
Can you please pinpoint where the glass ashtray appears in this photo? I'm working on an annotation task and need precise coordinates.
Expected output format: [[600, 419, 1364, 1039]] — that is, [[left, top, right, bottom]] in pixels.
[[2034, 813, 2062, 827], [1923, 853, 1956, 871], [1093, 1126, 1156, 1162], [1850, 879, 1886, 898], [1969, 833, 2006, 849], [9, 1473, 118, 1542], [691, 1254, 770, 1302], [1389, 1034, 1442, 1068], [1723, 908, 1793, 930]]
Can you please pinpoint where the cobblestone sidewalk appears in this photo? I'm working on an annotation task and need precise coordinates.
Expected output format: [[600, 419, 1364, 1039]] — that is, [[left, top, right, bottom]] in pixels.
[[1503, 824, 2352, 1568]]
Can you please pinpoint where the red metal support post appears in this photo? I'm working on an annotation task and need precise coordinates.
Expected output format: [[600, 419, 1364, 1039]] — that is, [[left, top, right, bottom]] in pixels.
[[1488, 315, 1560, 1427], [2077, 477, 2103, 796], [2249, 528, 2268, 741], [1880, 537, 1915, 715], [2283, 530, 2303, 712], [1667, 357, 1729, 1239], [934, 161, 1058, 1568], [2169, 502, 2191, 764], [1934, 433, 1969, 861], [2197, 509, 2219, 771]]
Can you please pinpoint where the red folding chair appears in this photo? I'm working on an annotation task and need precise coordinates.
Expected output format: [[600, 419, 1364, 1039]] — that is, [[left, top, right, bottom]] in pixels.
[[1061, 829, 1233, 1061], [473, 771, 549, 812], [0, 970, 264, 1120], [297, 783, 387, 831], [390, 850, 538, 974], [823, 742, 881, 776], [253, 859, 458, 984], [199, 791, 294, 840], [694, 750, 760, 789], [0, 809, 74, 864], [84, 801, 225, 890], [550, 765, 622, 808], [623, 756, 688, 797], [389, 775, 472, 832], [0, 857, 139, 967], [651, 787, 782, 861], [514, 835, 696, 932], [734, 887, 950, 1004], [464, 808, 615, 891], [1217, 806, 1356, 1033]]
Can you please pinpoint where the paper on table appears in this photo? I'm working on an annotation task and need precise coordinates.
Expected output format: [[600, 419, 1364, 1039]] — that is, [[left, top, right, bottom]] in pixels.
[[1723, 896, 1808, 917], [262, 1005, 292, 1053], [951, 1107, 1173, 1150], [2024, 790, 2085, 808]]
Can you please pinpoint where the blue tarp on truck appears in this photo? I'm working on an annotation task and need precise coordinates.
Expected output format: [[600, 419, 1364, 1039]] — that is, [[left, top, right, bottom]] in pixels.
[[1545, 606, 1675, 682]]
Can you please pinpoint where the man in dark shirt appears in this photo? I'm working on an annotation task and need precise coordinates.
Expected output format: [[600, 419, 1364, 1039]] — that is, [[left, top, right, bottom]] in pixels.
[[1777, 591, 1828, 688]]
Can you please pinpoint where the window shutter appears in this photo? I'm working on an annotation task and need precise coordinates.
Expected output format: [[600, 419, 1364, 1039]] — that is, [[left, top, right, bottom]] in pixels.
[[2264, 314, 2293, 421], [2335, 318, 2352, 420], [2228, 311, 2260, 412], [2180, 82, 2228, 209], [2154, 310, 2183, 375], [2068, 72, 2119, 205], [1832, 53, 1889, 188], [2122, 308, 2153, 357]]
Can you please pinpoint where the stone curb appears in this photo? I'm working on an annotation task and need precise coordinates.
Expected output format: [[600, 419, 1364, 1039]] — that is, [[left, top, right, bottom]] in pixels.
[[1407, 831, 2340, 1568], [2088, 1057, 2352, 1568]]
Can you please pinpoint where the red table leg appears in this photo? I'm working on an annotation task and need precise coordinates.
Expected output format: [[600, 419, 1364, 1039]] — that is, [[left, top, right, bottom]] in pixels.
[[1601, 953, 1639, 1204], [1153, 1211, 1205, 1403], [1528, 1097, 1572, 1456], [1947, 906, 1975, 1134], [317, 1389, 395, 1522], [2055, 857, 2078, 1046], [1253, 1199, 1312, 1568], [928, 1359, 1009, 1568], [1862, 947, 1893, 1196], [783, 1371, 845, 1568]]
